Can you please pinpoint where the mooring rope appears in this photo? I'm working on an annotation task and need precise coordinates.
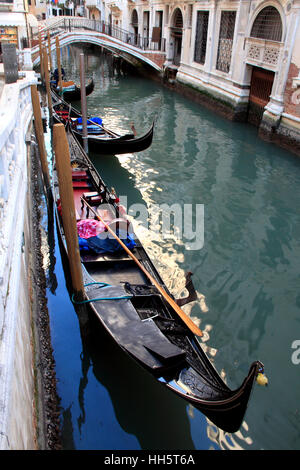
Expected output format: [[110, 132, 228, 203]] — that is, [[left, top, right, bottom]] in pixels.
[[72, 281, 132, 304]]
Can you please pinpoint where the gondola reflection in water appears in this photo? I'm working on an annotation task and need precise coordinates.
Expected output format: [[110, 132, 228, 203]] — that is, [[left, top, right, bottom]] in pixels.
[[52, 123, 266, 433]]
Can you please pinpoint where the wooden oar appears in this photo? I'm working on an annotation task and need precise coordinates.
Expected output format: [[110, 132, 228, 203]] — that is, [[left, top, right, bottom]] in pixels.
[[81, 198, 203, 337]]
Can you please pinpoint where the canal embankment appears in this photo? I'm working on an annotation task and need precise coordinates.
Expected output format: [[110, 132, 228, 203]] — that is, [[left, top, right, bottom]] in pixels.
[[0, 72, 60, 450], [134, 58, 300, 159], [28, 136, 61, 450]]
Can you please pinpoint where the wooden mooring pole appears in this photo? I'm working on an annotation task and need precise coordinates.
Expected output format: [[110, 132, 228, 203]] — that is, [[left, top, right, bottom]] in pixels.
[[79, 53, 88, 153], [43, 47, 53, 121], [53, 123, 84, 299], [38, 32, 44, 83], [55, 36, 62, 94], [31, 84, 50, 191], [47, 31, 53, 72]]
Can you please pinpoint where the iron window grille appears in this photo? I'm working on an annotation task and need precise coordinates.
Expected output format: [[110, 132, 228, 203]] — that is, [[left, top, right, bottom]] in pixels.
[[250, 6, 282, 42], [194, 11, 209, 65], [216, 11, 236, 73]]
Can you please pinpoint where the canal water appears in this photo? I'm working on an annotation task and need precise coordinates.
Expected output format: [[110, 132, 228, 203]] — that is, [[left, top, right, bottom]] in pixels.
[[43, 44, 300, 450]]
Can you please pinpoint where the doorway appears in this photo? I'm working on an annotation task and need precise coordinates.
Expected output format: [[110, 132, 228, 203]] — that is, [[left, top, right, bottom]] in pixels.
[[248, 67, 275, 126], [170, 8, 183, 66]]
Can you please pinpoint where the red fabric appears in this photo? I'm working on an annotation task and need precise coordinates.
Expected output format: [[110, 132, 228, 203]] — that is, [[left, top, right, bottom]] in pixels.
[[57, 199, 62, 217]]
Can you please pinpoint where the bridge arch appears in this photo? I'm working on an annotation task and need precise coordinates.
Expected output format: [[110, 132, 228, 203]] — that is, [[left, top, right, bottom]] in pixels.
[[32, 31, 162, 72]]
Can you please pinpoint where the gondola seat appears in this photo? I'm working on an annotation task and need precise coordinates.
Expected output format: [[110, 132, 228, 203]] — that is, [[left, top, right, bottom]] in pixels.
[[56, 109, 70, 120], [72, 170, 88, 178], [81, 191, 103, 216], [71, 170, 91, 189]]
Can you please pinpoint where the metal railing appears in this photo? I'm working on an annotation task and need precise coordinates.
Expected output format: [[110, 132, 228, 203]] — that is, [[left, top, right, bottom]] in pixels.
[[34, 17, 166, 53]]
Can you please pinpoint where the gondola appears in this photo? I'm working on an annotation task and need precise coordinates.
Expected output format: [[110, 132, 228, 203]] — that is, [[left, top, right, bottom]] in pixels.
[[51, 90, 154, 155], [51, 77, 95, 102], [52, 122, 265, 433]]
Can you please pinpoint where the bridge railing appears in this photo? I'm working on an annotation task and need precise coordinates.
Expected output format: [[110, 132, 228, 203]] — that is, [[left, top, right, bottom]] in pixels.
[[33, 17, 166, 53]]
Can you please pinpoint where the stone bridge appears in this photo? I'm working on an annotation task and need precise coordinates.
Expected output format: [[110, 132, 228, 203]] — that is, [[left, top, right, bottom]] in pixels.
[[32, 17, 167, 73]]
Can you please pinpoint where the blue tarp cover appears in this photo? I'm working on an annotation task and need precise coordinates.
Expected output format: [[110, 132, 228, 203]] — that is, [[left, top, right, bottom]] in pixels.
[[77, 116, 103, 125], [79, 229, 136, 254]]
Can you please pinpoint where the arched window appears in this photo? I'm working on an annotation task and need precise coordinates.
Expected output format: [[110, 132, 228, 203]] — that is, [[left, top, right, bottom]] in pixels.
[[131, 9, 139, 44], [250, 6, 282, 42], [132, 9, 138, 26], [170, 8, 183, 66], [172, 8, 183, 28]]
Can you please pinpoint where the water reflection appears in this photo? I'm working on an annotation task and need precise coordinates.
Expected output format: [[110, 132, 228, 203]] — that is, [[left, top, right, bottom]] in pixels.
[[40, 195, 58, 295], [70, 311, 197, 450], [207, 420, 254, 450]]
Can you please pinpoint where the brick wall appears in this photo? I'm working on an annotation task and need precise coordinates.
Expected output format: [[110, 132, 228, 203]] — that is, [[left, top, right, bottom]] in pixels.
[[143, 52, 165, 69], [283, 62, 300, 117]]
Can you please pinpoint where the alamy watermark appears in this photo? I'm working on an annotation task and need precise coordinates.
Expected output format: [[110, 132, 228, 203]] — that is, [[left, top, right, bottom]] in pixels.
[[291, 340, 300, 365], [103, 196, 205, 251]]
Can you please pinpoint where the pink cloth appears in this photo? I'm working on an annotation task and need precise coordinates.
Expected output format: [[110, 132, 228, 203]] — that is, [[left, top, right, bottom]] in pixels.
[[77, 219, 105, 239]]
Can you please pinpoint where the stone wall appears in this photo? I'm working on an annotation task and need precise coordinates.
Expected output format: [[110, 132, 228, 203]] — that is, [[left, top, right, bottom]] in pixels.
[[0, 73, 37, 450], [1, 139, 37, 450], [0, 74, 60, 450]]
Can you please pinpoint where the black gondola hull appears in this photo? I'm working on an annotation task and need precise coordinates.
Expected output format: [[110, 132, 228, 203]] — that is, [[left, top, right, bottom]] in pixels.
[[52, 78, 95, 102], [73, 125, 154, 155], [53, 126, 263, 434], [51, 89, 154, 155]]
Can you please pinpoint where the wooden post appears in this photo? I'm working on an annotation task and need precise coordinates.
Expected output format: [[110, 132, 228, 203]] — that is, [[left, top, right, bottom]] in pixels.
[[43, 47, 52, 120], [55, 36, 62, 94], [79, 53, 88, 153], [47, 31, 52, 72], [53, 123, 84, 298], [38, 32, 44, 83], [31, 84, 50, 190]]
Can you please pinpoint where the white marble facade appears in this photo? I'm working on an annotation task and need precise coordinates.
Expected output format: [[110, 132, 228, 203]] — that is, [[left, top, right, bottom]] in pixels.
[[104, 0, 300, 150]]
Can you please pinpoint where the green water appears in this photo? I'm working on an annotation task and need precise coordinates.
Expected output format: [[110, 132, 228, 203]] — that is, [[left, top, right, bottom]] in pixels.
[[46, 44, 300, 450]]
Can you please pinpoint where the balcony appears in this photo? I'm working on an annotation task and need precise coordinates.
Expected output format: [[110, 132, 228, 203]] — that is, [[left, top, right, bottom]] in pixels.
[[107, 1, 122, 15], [245, 37, 284, 72], [85, 0, 101, 8]]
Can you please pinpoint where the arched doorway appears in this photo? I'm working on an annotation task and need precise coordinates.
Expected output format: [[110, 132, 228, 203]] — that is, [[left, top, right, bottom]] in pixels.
[[170, 8, 183, 66], [248, 6, 283, 126], [131, 9, 139, 45]]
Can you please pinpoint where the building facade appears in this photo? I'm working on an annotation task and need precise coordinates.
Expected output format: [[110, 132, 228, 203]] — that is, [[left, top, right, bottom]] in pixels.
[[103, 0, 300, 154], [0, 0, 38, 50], [28, 0, 47, 20], [85, 0, 105, 21], [37, 0, 300, 154]]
